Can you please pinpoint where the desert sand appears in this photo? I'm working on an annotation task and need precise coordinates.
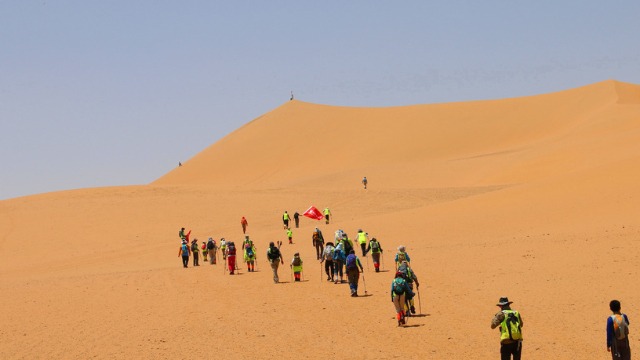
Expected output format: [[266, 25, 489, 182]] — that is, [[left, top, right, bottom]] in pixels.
[[1, 80, 639, 359]]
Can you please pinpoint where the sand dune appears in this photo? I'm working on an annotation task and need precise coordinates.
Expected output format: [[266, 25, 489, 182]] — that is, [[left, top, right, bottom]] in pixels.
[[2, 80, 640, 359]]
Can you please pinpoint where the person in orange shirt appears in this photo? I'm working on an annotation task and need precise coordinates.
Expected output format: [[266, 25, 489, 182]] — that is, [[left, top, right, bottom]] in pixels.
[[241, 216, 248, 234]]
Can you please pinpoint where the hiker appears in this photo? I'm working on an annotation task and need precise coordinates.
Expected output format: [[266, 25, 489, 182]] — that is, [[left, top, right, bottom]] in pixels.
[[226, 241, 237, 275], [191, 239, 200, 266], [391, 271, 413, 326], [283, 211, 291, 229], [287, 228, 293, 244], [342, 232, 354, 256], [397, 260, 419, 315], [365, 237, 383, 272], [395, 245, 411, 270], [312, 227, 325, 259], [243, 236, 257, 272], [333, 239, 346, 284], [323, 207, 331, 224], [320, 242, 336, 281], [266, 241, 284, 283], [607, 299, 631, 360], [201, 241, 208, 262], [491, 297, 524, 360], [362, 176, 367, 189], [356, 229, 368, 256], [334, 229, 345, 243], [207, 238, 217, 264], [294, 211, 300, 228], [345, 250, 364, 296], [220, 238, 227, 261], [290, 252, 303, 281], [179, 227, 191, 242], [241, 216, 248, 234], [178, 240, 190, 268]]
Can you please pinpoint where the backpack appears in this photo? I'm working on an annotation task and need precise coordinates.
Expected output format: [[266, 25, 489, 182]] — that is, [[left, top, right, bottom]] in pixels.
[[503, 311, 523, 341], [324, 246, 335, 260], [396, 251, 407, 263], [292, 256, 301, 267], [612, 314, 629, 340], [207, 240, 215, 250], [370, 241, 380, 252], [245, 244, 254, 258], [392, 278, 405, 295], [267, 247, 281, 261], [191, 242, 198, 251], [227, 243, 236, 256], [344, 240, 353, 255], [346, 254, 357, 270]]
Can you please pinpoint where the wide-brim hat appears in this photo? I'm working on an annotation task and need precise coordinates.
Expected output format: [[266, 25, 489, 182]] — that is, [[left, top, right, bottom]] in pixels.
[[496, 297, 513, 306]]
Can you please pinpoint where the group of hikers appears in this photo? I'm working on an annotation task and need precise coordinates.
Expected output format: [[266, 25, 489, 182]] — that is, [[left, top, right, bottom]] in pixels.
[[177, 216, 632, 360]]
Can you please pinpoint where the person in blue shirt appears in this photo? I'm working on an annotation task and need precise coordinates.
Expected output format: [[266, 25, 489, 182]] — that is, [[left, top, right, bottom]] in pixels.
[[177, 240, 190, 268], [607, 299, 631, 360]]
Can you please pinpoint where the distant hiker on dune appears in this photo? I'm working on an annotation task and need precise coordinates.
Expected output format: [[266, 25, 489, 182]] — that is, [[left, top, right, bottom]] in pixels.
[[267, 241, 284, 283], [491, 297, 523, 360], [312, 227, 324, 259], [178, 240, 190, 268], [283, 211, 291, 229], [395, 245, 410, 270], [365, 237, 383, 272], [226, 241, 237, 275], [207, 238, 217, 264], [391, 271, 413, 326], [333, 239, 346, 284], [356, 229, 368, 256], [179, 227, 190, 242], [201, 241, 208, 262], [294, 211, 300, 228], [345, 250, 364, 297], [220, 238, 227, 261], [243, 236, 256, 272], [323, 207, 331, 224], [241, 216, 248, 234], [362, 176, 367, 189], [287, 228, 293, 244], [290, 252, 303, 282], [191, 239, 200, 266], [320, 242, 336, 282], [607, 300, 631, 360]]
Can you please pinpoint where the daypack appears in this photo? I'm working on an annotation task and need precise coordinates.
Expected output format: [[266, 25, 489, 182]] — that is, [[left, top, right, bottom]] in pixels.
[[612, 314, 629, 340], [267, 247, 281, 261], [344, 240, 353, 255], [346, 254, 357, 270], [227, 243, 236, 256], [503, 311, 523, 341], [392, 278, 406, 295], [313, 231, 319, 241], [396, 251, 407, 263], [370, 241, 380, 252], [191, 242, 198, 252], [181, 244, 189, 256], [292, 256, 302, 267], [207, 240, 215, 250], [245, 244, 254, 258], [324, 246, 335, 260]]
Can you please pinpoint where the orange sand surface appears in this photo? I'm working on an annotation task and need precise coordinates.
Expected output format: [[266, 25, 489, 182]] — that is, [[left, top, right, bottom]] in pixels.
[[2, 80, 640, 359]]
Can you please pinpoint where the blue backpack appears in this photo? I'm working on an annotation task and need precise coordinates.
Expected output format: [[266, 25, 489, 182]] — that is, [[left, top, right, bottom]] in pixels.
[[181, 244, 189, 256], [346, 254, 357, 270]]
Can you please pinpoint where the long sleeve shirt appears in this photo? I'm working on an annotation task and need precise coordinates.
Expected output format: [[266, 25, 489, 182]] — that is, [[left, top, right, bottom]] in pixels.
[[607, 313, 630, 348]]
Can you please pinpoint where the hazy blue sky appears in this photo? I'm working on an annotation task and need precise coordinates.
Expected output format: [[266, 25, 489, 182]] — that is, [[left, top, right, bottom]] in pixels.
[[1, 1, 639, 200]]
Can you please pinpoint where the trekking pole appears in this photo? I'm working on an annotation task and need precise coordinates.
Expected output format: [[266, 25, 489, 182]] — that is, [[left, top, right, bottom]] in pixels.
[[361, 273, 367, 295], [381, 253, 385, 270], [417, 288, 422, 315], [365, 256, 369, 271]]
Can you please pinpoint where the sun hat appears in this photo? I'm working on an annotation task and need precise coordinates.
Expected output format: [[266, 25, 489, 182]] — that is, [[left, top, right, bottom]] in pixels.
[[496, 297, 513, 306]]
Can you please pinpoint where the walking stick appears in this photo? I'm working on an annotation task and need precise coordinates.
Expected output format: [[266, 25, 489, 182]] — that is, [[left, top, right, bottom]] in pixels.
[[365, 255, 369, 271], [361, 272, 368, 295], [382, 252, 385, 270], [417, 288, 422, 315], [290, 266, 293, 283], [320, 260, 323, 282]]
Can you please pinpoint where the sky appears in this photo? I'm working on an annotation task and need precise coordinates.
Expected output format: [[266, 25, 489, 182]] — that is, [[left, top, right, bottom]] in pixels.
[[1, 1, 639, 200]]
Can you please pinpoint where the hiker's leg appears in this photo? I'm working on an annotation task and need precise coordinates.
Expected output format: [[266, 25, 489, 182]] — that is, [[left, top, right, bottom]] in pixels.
[[360, 243, 366, 256]]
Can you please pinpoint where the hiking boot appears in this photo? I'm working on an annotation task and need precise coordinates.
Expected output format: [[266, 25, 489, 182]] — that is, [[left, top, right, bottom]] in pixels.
[[375, 268, 380, 273], [410, 306, 416, 314]]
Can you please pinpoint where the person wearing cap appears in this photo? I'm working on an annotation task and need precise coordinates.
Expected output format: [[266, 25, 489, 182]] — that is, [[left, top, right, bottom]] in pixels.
[[397, 260, 419, 315], [266, 241, 284, 283], [394, 245, 411, 270], [391, 271, 413, 326], [178, 240, 191, 268], [607, 299, 631, 360], [356, 229, 368, 256], [491, 297, 524, 360], [320, 241, 336, 281], [312, 227, 325, 260], [365, 237, 383, 272]]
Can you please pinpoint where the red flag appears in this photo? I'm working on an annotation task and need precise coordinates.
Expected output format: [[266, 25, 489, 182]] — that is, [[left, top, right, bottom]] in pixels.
[[303, 206, 324, 220]]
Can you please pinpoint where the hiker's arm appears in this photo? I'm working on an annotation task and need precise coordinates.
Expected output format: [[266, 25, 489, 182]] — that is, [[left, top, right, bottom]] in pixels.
[[491, 312, 504, 329], [606, 317, 614, 349]]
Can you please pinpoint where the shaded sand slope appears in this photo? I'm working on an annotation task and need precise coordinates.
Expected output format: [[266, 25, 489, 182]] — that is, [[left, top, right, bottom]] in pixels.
[[2, 80, 640, 359]]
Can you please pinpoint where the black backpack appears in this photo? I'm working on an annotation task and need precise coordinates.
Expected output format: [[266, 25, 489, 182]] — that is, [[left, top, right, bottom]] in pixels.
[[267, 247, 280, 261], [207, 240, 214, 250]]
